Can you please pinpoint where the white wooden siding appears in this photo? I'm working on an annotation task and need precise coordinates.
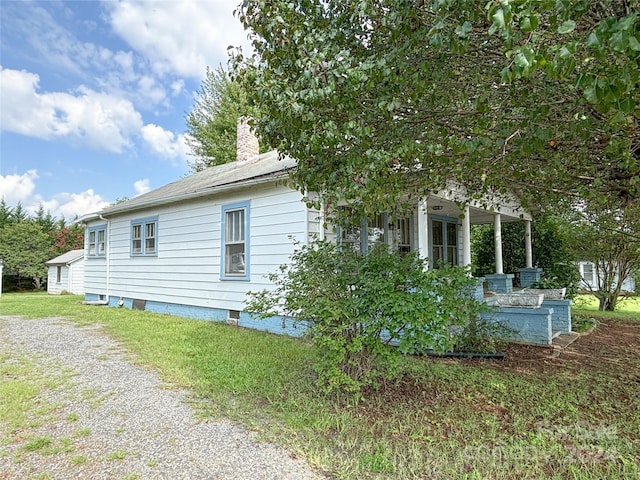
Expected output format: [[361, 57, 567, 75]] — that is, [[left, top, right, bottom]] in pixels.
[[83, 183, 309, 311], [578, 261, 636, 293], [68, 259, 85, 294], [47, 266, 68, 294], [47, 258, 85, 295]]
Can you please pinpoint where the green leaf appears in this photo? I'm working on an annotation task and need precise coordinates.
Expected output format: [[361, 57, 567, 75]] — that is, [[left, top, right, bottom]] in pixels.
[[610, 31, 626, 52], [586, 31, 600, 48], [492, 8, 505, 29], [520, 14, 539, 33], [558, 20, 576, 34], [628, 35, 640, 52]]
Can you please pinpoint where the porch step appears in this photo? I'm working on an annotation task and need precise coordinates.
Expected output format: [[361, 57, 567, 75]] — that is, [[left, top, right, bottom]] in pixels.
[[551, 330, 562, 340], [550, 332, 581, 358]]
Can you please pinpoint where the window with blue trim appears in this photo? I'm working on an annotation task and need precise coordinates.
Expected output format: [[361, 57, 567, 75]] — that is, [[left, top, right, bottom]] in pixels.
[[131, 217, 158, 256], [221, 202, 250, 280], [87, 225, 107, 257]]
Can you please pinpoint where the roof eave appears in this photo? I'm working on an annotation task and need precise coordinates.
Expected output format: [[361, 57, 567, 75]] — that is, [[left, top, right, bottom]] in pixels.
[[94, 171, 293, 218]]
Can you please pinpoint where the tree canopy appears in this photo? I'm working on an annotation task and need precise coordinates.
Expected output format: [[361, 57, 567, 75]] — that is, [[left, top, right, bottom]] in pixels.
[[0, 202, 84, 291], [185, 65, 261, 172], [234, 0, 639, 216]]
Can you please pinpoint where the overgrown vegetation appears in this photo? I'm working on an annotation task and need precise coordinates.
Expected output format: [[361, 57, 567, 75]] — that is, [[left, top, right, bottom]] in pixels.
[[2, 293, 640, 478], [246, 241, 485, 396]]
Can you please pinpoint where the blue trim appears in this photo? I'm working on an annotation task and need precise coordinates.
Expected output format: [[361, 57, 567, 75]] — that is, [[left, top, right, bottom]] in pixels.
[[220, 201, 250, 281], [130, 216, 159, 257], [86, 224, 107, 258], [97, 297, 307, 337]]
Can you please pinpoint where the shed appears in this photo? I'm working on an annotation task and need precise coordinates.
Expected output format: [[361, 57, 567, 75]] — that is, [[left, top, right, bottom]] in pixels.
[[45, 249, 85, 295]]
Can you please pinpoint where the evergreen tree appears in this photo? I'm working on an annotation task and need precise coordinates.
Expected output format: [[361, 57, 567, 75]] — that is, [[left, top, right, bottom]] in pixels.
[[185, 65, 261, 173]]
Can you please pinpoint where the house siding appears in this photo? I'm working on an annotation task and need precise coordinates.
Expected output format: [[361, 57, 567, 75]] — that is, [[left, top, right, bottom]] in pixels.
[[84, 183, 309, 315], [578, 261, 636, 293], [47, 266, 69, 295]]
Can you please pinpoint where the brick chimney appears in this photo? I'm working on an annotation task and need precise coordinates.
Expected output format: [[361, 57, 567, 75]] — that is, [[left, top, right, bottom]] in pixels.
[[236, 117, 259, 162]]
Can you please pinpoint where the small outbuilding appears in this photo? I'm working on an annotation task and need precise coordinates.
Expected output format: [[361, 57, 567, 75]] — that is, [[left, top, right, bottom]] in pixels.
[[45, 249, 85, 295]]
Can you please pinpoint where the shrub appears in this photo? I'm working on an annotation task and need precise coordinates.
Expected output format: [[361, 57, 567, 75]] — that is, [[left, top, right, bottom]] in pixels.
[[246, 240, 485, 396]]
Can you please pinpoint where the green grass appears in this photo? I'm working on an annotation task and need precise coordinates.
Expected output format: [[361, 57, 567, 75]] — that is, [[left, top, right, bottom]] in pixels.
[[573, 294, 640, 321], [2, 292, 639, 479]]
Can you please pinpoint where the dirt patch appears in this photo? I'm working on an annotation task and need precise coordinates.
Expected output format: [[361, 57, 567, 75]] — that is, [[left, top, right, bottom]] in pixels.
[[485, 319, 640, 377], [363, 319, 640, 406]]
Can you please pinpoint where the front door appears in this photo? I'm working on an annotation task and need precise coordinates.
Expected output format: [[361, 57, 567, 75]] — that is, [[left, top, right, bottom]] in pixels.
[[431, 218, 458, 267]]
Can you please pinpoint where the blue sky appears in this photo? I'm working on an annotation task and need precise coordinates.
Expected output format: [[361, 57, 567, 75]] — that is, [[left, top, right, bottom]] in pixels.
[[1, 0, 248, 220]]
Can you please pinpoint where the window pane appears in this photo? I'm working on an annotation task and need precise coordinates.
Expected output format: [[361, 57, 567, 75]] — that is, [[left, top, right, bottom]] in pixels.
[[584, 264, 594, 282], [133, 240, 142, 253], [367, 214, 385, 250], [432, 220, 443, 246], [447, 246, 458, 266], [341, 226, 361, 253], [225, 243, 245, 274], [446, 223, 457, 265], [396, 217, 411, 254], [145, 237, 155, 253], [132, 225, 141, 240], [145, 222, 156, 253], [447, 223, 457, 246], [89, 231, 96, 255], [226, 209, 244, 243]]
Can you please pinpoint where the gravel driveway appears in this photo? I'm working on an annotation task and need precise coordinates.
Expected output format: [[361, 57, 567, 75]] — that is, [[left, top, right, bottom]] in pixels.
[[0, 316, 325, 479]]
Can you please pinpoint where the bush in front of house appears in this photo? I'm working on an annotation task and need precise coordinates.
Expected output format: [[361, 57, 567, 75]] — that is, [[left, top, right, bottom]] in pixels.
[[246, 240, 484, 397]]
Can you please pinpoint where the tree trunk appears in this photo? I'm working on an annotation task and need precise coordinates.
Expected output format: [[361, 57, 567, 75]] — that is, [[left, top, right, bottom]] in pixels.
[[598, 296, 617, 311]]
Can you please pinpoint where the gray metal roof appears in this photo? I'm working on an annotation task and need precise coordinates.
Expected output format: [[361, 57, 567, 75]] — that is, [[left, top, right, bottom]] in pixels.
[[46, 249, 85, 266], [92, 150, 296, 218]]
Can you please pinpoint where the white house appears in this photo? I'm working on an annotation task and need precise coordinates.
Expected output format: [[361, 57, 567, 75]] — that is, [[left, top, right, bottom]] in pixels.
[[45, 249, 85, 295], [79, 120, 532, 335], [577, 260, 636, 293]]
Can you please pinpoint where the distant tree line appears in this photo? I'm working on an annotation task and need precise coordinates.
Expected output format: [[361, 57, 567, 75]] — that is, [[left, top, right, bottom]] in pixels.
[[0, 200, 84, 291]]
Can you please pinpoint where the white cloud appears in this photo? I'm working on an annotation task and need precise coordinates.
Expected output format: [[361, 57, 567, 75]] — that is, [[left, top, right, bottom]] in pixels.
[[52, 189, 111, 220], [0, 67, 143, 153], [105, 0, 250, 79], [0, 170, 109, 221], [133, 179, 151, 196], [141, 124, 190, 166], [0, 170, 39, 204], [170, 79, 185, 97]]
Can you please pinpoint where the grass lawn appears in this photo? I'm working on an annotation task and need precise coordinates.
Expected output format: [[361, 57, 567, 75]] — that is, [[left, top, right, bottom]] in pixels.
[[1, 292, 639, 479], [573, 294, 640, 320]]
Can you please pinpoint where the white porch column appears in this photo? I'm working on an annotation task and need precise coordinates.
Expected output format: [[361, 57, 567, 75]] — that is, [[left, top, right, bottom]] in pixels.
[[461, 205, 471, 266], [524, 219, 533, 269], [417, 199, 429, 266], [494, 213, 503, 274]]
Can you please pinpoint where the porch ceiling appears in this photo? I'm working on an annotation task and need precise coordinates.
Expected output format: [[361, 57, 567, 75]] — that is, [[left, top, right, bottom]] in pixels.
[[427, 198, 530, 225]]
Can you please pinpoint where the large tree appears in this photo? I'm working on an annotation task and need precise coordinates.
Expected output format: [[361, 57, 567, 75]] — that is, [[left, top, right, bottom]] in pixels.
[[234, 1, 639, 216], [185, 65, 260, 172], [0, 222, 51, 290]]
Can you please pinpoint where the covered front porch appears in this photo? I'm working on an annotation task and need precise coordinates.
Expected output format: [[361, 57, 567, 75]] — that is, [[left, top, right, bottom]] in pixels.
[[414, 193, 573, 346], [330, 192, 572, 345], [416, 192, 540, 293]]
